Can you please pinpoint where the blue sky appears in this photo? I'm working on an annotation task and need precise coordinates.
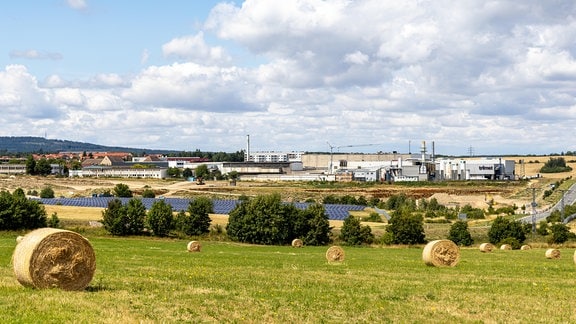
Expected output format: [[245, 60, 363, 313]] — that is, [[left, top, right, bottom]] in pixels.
[[1, 0, 576, 156]]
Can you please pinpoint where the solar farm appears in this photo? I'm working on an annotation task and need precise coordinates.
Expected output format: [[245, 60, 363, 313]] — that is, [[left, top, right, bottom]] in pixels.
[[35, 197, 366, 220]]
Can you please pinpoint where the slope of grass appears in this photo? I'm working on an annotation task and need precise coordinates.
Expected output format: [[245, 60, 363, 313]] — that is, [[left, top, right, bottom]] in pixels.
[[2, 232, 576, 323]]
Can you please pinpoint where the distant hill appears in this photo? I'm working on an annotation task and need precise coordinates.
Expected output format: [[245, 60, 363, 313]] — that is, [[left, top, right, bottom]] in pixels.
[[0, 136, 179, 155]]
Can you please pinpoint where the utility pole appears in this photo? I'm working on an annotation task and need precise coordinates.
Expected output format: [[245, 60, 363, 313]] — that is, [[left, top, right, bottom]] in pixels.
[[559, 189, 566, 222], [531, 188, 537, 234]]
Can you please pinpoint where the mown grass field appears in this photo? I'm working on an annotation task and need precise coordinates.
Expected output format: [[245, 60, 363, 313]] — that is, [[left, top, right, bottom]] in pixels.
[[1, 231, 576, 323]]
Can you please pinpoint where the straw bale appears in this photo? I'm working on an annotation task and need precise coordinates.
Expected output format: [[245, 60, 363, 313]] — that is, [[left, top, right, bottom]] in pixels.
[[187, 241, 201, 252], [325, 246, 345, 262], [479, 243, 494, 253], [500, 244, 512, 250], [291, 239, 303, 248], [520, 245, 531, 250], [422, 239, 460, 267], [545, 248, 561, 259], [12, 228, 96, 291]]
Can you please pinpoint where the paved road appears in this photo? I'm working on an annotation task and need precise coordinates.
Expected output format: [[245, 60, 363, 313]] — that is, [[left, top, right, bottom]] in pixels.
[[518, 183, 576, 225]]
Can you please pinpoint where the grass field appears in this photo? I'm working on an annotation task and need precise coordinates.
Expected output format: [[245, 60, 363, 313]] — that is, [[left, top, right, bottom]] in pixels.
[[2, 231, 576, 323]]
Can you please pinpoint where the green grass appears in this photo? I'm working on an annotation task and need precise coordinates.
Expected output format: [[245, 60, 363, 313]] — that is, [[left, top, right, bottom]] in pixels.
[[2, 232, 576, 323]]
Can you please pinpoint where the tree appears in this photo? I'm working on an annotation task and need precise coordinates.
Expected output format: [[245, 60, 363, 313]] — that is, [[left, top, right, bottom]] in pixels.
[[548, 223, 571, 244], [102, 198, 128, 235], [339, 215, 373, 245], [25, 155, 36, 175], [113, 183, 133, 198], [227, 194, 293, 245], [35, 158, 52, 176], [540, 157, 573, 173], [0, 189, 47, 230], [167, 167, 181, 178], [177, 197, 213, 236], [48, 212, 61, 228], [195, 164, 210, 179], [299, 203, 332, 246], [386, 210, 426, 245], [182, 168, 193, 178], [447, 221, 473, 246], [40, 186, 55, 198], [124, 198, 146, 235], [488, 216, 526, 245], [147, 200, 174, 237]]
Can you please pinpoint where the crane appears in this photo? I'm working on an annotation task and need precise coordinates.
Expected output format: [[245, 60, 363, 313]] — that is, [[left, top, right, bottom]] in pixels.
[[326, 142, 384, 174]]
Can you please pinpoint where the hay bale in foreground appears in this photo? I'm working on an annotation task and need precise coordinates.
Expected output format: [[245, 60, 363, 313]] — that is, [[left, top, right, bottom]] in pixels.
[[479, 243, 494, 253], [325, 246, 345, 262], [545, 248, 561, 259], [291, 239, 303, 248], [573, 250, 576, 264], [422, 240, 460, 267], [12, 228, 96, 291], [521, 245, 531, 250], [187, 241, 201, 252], [500, 244, 512, 250]]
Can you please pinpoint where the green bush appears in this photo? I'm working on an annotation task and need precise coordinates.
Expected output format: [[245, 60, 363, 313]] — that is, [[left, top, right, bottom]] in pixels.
[[499, 237, 521, 250], [363, 212, 383, 222], [141, 188, 155, 198], [386, 210, 426, 245], [48, 212, 61, 228], [226, 194, 332, 246], [101, 199, 128, 235], [0, 189, 47, 230], [113, 183, 133, 198], [548, 223, 571, 244], [146, 200, 174, 237], [447, 221, 473, 246], [181, 196, 213, 236], [40, 186, 55, 198], [488, 216, 526, 245], [339, 216, 373, 245], [540, 157, 573, 173]]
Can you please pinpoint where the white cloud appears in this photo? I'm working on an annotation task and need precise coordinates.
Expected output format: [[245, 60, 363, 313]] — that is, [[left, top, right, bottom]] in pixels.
[[162, 32, 230, 64], [66, 0, 88, 11], [3, 0, 576, 155]]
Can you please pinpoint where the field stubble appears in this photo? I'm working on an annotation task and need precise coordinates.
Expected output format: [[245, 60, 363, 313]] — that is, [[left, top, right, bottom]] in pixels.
[[2, 234, 576, 323]]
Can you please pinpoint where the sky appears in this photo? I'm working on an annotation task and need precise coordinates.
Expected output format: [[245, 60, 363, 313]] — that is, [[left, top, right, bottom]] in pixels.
[[1, 0, 576, 156]]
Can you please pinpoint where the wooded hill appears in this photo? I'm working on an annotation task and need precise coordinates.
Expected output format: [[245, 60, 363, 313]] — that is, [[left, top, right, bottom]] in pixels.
[[0, 136, 176, 155]]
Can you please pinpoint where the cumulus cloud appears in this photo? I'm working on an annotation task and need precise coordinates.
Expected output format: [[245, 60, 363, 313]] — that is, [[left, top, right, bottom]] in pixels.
[[3, 0, 576, 154], [162, 32, 231, 64]]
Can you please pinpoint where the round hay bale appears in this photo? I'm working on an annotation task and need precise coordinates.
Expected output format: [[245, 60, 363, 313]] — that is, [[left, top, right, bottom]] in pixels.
[[479, 243, 494, 253], [500, 244, 512, 250], [573, 250, 576, 264], [521, 245, 531, 250], [422, 239, 460, 267], [187, 241, 201, 252], [291, 238, 303, 248], [545, 248, 561, 259], [325, 246, 345, 262], [12, 228, 96, 291]]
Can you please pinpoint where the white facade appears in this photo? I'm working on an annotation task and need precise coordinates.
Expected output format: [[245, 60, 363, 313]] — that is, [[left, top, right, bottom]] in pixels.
[[245, 151, 304, 163], [69, 167, 167, 179], [436, 158, 515, 180]]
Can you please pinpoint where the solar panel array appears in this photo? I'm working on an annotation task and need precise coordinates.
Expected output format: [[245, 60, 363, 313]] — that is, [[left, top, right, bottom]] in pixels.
[[35, 197, 365, 220]]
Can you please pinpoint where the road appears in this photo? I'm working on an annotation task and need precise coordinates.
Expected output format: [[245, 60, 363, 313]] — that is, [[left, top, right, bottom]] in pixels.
[[519, 183, 576, 225]]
